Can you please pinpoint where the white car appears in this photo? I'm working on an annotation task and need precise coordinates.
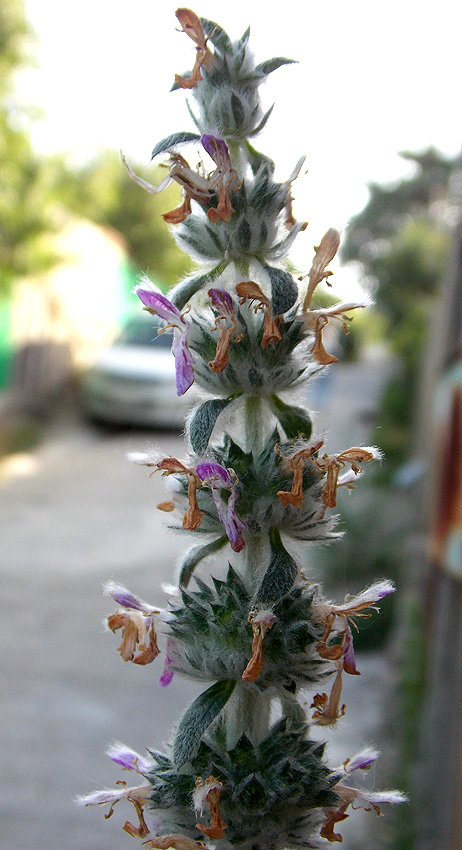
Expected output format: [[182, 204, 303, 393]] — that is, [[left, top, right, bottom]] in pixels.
[[80, 312, 196, 428]]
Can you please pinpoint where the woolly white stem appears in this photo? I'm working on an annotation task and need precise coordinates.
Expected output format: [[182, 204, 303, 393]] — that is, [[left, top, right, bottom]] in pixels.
[[225, 683, 271, 749], [242, 533, 271, 592], [243, 394, 266, 455]]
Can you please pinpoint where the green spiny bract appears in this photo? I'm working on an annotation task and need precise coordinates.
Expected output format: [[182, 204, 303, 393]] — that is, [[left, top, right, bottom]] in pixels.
[[167, 431, 338, 542], [147, 720, 339, 850], [173, 163, 306, 264], [80, 9, 405, 849], [187, 301, 313, 397], [165, 565, 329, 692], [174, 17, 295, 141]]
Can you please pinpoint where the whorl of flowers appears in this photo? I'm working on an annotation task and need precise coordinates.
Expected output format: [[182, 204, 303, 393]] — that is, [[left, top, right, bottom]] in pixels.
[[80, 9, 405, 850]]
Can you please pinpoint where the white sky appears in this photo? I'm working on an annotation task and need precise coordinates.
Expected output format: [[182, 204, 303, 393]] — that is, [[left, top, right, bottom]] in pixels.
[[19, 0, 462, 294]]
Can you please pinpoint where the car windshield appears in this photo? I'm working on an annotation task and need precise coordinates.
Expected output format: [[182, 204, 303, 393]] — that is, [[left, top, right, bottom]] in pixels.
[[116, 315, 172, 348]]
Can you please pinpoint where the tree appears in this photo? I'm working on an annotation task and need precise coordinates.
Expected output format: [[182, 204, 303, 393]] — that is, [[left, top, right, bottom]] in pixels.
[[341, 148, 460, 463], [51, 152, 193, 289], [0, 0, 63, 296]]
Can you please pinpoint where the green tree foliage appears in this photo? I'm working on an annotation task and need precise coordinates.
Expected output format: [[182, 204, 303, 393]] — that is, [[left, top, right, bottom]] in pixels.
[[0, 0, 29, 95], [0, 1, 191, 297], [51, 153, 193, 289], [342, 148, 459, 462], [342, 148, 458, 364], [0, 113, 64, 295], [0, 0, 61, 295]]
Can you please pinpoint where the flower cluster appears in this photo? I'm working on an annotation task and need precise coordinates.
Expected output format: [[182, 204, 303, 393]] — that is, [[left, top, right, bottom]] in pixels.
[[80, 9, 405, 850]]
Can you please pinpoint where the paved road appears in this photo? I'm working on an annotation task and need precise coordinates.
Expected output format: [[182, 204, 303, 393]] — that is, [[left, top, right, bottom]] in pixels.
[[0, 364, 399, 850]]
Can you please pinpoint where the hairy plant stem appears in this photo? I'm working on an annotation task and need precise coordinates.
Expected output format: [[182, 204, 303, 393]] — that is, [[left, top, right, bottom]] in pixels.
[[225, 396, 273, 751], [242, 531, 270, 590], [243, 394, 265, 455], [83, 14, 405, 846], [225, 683, 271, 749]]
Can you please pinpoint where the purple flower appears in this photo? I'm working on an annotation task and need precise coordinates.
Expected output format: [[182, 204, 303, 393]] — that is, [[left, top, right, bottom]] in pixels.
[[315, 580, 395, 675], [135, 288, 183, 323], [340, 748, 379, 775], [159, 662, 174, 687], [103, 581, 155, 613], [159, 638, 175, 687], [104, 581, 166, 666], [171, 328, 195, 396], [106, 743, 152, 776], [208, 288, 235, 321], [200, 134, 239, 223], [196, 462, 247, 552], [342, 625, 358, 676], [222, 487, 247, 552], [196, 461, 232, 488], [134, 285, 195, 396], [159, 666, 174, 687], [201, 135, 232, 169], [207, 288, 241, 373]]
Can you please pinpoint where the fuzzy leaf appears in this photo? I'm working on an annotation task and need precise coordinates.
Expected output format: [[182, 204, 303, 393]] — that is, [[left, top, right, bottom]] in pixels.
[[151, 132, 200, 160], [231, 92, 245, 129], [238, 26, 251, 46], [254, 529, 298, 605], [201, 17, 233, 54], [173, 679, 236, 767], [248, 104, 275, 138], [189, 398, 233, 455], [270, 395, 312, 440], [264, 264, 299, 314], [238, 218, 251, 252], [179, 536, 228, 588], [169, 263, 228, 310], [268, 221, 306, 260], [254, 57, 297, 77], [234, 28, 250, 73], [245, 141, 275, 177]]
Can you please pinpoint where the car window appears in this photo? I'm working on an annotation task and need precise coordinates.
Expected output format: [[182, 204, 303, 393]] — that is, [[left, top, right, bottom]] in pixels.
[[116, 316, 172, 348]]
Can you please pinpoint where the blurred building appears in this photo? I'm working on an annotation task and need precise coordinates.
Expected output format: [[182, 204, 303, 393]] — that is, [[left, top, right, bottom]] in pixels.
[[0, 218, 140, 411]]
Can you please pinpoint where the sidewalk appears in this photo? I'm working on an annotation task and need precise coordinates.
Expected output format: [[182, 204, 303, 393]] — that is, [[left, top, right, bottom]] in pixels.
[[1, 370, 400, 849]]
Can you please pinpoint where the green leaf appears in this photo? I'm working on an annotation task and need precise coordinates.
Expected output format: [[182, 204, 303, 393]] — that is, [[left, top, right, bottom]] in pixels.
[[254, 57, 297, 77], [239, 26, 251, 46], [264, 264, 298, 314], [179, 536, 228, 588], [189, 398, 233, 455], [270, 395, 313, 440], [234, 27, 250, 73], [253, 529, 298, 605], [231, 92, 245, 130], [245, 141, 275, 177], [248, 104, 275, 138], [238, 218, 251, 252], [169, 263, 228, 310], [151, 132, 200, 160], [200, 18, 233, 54], [174, 680, 236, 767]]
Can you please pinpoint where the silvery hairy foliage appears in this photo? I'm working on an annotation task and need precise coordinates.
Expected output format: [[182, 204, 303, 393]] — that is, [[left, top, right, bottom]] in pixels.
[[78, 9, 405, 848]]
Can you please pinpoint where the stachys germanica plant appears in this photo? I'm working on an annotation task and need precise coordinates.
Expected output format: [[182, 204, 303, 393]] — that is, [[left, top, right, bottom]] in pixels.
[[78, 9, 405, 847]]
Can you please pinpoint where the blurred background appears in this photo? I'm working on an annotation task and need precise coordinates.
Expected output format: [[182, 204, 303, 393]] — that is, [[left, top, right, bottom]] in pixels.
[[1, 1, 462, 848]]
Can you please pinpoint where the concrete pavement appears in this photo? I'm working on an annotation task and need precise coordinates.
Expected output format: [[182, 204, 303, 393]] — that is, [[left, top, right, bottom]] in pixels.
[[1, 368, 399, 850]]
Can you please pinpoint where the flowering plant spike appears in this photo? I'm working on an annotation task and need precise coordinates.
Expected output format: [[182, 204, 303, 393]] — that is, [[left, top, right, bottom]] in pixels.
[[78, 9, 405, 847]]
